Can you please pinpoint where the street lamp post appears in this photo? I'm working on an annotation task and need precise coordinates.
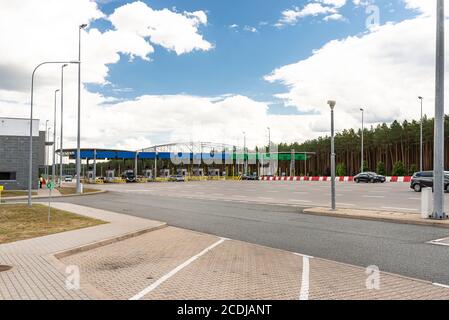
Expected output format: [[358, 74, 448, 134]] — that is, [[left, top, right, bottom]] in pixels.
[[433, 0, 446, 219], [52, 89, 60, 184], [243, 132, 247, 175], [418, 96, 424, 172], [45, 120, 49, 178], [267, 127, 271, 175], [360, 108, 364, 173], [59, 64, 68, 187], [328, 100, 336, 211], [28, 60, 80, 206], [76, 24, 88, 194]]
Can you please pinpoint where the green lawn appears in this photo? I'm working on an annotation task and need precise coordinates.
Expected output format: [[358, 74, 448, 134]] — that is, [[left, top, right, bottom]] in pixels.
[[1, 191, 37, 198], [0, 204, 106, 244]]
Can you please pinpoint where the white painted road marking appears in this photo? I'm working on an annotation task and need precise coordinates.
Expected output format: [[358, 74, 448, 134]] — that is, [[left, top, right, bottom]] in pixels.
[[363, 195, 385, 198], [129, 238, 227, 300], [299, 255, 311, 300]]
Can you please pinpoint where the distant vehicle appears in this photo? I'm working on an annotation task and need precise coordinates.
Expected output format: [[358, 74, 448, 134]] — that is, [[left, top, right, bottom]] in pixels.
[[410, 171, 449, 192], [64, 175, 73, 182], [354, 172, 386, 183], [241, 174, 259, 181], [169, 175, 185, 182], [122, 171, 137, 183]]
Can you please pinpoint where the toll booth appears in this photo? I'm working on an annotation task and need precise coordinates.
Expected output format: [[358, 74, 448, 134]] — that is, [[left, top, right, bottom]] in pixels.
[[87, 171, 95, 183], [177, 169, 188, 176], [143, 169, 153, 179], [193, 168, 204, 176], [160, 169, 170, 178], [105, 170, 115, 183], [208, 169, 220, 177]]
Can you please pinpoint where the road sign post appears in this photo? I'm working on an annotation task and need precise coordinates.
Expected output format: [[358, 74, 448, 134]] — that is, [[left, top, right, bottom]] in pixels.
[[47, 181, 55, 223]]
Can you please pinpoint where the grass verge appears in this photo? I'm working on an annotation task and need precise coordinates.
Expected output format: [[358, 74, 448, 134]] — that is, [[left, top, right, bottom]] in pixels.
[[0, 204, 106, 244], [57, 187, 100, 195]]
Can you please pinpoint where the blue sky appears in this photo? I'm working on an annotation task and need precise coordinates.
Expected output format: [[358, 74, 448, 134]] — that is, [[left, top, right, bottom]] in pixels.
[[89, 0, 417, 115]]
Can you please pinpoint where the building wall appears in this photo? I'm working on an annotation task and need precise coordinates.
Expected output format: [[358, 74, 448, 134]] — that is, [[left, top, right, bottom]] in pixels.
[[0, 118, 44, 190]]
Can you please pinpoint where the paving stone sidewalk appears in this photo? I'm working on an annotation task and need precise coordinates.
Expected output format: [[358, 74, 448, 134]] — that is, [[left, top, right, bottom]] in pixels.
[[0, 203, 166, 300], [61, 227, 449, 300]]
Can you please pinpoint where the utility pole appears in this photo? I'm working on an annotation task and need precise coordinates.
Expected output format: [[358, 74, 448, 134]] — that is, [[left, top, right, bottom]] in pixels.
[[76, 23, 88, 194], [433, 0, 446, 219], [418, 96, 424, 172], [328, 100, 336, 211], [360, 108, 364, 173]]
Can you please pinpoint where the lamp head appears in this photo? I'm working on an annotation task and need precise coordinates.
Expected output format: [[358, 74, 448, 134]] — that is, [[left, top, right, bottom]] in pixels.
[[80, 24, 88, 29], [418, 96, 423, 100], [327, 100, 336, 109], [62, 63, 68, 68], [360, 108, 364, 112]]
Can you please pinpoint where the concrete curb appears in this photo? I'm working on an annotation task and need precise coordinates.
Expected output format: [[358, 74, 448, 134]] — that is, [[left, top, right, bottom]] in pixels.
[[303, 207, 449, 229], [2, 190, 107, 201], [54, 223, 168, 260]]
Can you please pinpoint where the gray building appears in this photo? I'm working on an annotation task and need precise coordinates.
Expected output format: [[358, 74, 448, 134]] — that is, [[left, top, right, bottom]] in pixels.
[[0, 117, 45, 190]]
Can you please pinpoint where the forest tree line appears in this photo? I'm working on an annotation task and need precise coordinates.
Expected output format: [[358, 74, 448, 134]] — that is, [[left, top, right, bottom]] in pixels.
[[278, 115, 449, 176]]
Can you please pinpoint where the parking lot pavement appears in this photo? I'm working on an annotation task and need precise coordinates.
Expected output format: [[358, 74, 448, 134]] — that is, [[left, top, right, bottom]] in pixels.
[[86, 180, 449, 213], [59, 226, 449, 300]]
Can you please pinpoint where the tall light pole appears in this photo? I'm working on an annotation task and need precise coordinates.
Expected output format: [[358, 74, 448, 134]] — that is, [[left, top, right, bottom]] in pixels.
[[418, 96, 424, 172], [45, 120, 49, 178], [360, 108, 364, 173], [28, 61, 79, 206], [76, 23, 88, 194], [243, 132, 247, 175], [267, 127, 271, 175], [52, 89, 60, 184], [433, 0, 446, 220], [59, 64, 68, 187], [328, 100, 336, 211]]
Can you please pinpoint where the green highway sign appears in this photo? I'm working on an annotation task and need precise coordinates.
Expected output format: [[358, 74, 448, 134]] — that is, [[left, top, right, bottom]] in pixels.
[[46, 182, 55, 190]]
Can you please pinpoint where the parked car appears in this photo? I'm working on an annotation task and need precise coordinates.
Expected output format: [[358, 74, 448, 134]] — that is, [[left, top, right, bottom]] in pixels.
[[241, 174, 259, 181], [410, 171, 449, 192], [64, 175, 73, 182], [169, 175, 185, 182], [354, 172, 386, 183], [122, 172, 137, 183]]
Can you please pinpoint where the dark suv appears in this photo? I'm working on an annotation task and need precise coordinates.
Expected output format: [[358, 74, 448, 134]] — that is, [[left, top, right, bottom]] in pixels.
[[122, 171, 137, 183], [354, 172, 386, 183], [410, 171, 449, 192]]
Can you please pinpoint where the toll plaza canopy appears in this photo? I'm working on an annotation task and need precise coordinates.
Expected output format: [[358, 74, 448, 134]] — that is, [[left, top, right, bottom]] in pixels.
[[59, 148, 313, 161]]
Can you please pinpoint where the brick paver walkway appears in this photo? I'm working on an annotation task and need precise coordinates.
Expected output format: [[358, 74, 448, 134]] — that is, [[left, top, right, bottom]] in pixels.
[[61, 227, 449, 300], [0, 203, 165, 300]]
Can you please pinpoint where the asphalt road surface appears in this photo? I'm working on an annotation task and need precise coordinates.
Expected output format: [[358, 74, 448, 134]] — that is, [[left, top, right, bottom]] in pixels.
[[52, 181, 449, 286], [84, 180, 449, 213]]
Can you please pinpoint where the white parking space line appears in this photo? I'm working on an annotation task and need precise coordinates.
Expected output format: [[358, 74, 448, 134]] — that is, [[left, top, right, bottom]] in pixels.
[[129, 238, 227, 300], [363, 195, 385, 198], [289, 199, 312, 203]]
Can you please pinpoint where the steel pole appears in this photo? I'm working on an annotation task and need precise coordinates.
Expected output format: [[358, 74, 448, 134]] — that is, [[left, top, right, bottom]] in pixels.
[[361, 109, 364, 173], [59, 64, 67, 187], [52, 89, 59, 184], [433, 0, 446, 219], [419, 97, 423, 172], [45, 120, 49, 178], [76, 24, 87, 194], [331, 109, 336, 210]]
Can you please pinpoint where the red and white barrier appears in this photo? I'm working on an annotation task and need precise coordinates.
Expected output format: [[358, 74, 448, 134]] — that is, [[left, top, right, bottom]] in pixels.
[[260, 176, 412, 182]]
